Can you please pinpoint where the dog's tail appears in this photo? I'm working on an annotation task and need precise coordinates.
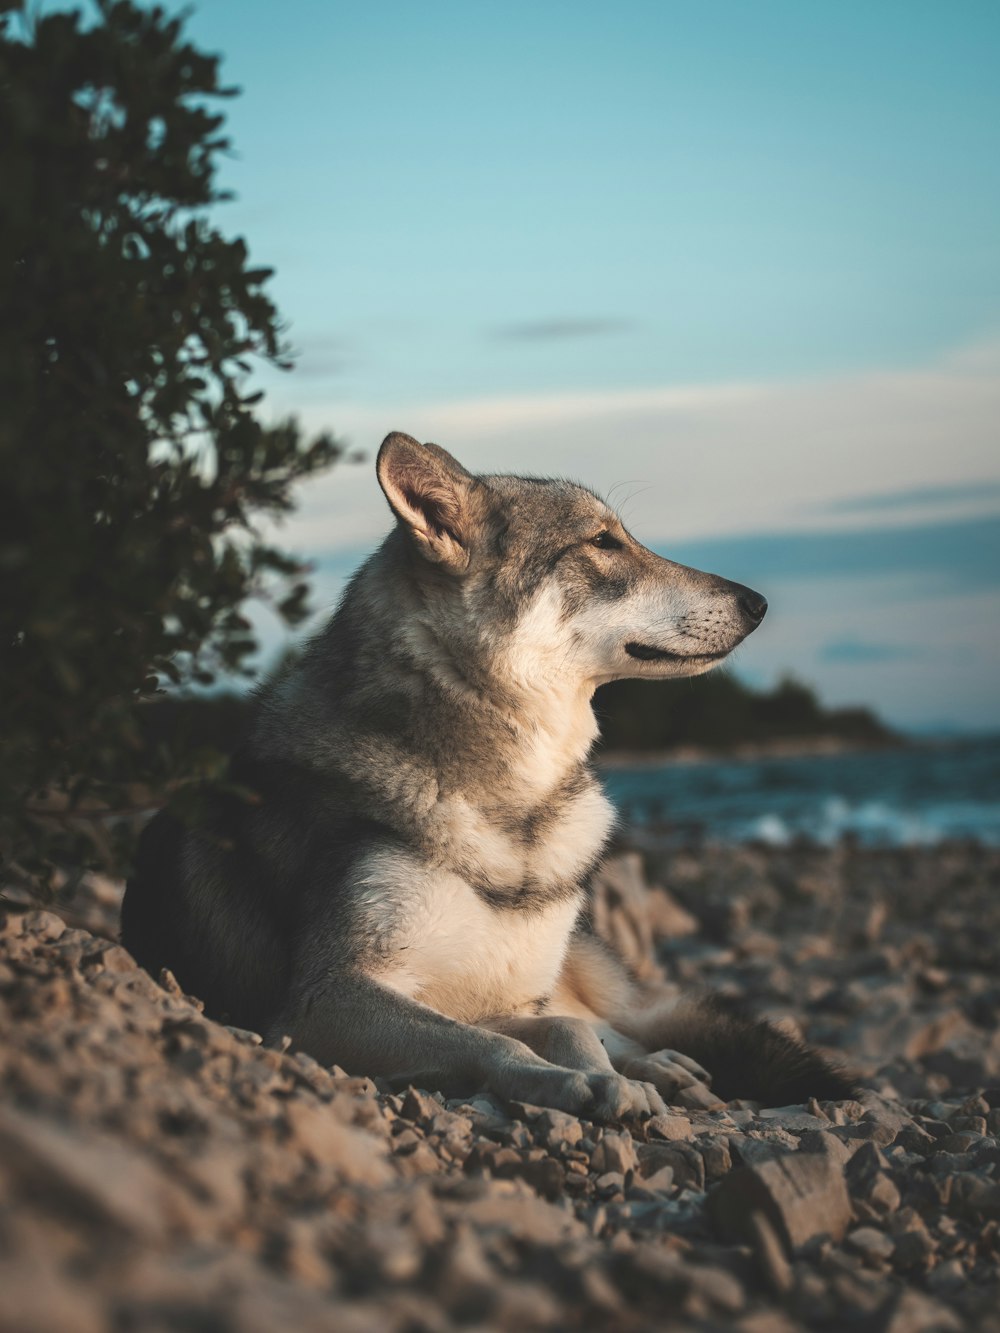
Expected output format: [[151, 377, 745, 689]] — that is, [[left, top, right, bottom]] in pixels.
[[650, 992, 856, 1105]]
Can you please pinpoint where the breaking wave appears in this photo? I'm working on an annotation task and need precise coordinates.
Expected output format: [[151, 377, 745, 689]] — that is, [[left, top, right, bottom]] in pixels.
[[602, 737, 1000, 847]]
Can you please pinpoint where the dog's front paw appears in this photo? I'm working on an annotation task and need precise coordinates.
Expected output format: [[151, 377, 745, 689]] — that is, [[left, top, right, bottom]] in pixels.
[[504, 1065, 666, 1122], [620, 1049, 722, 1109], [584, 1071, 667, 1122]]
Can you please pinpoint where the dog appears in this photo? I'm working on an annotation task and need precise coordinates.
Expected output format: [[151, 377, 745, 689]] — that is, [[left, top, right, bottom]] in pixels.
[[122, 432, 851, 1117]]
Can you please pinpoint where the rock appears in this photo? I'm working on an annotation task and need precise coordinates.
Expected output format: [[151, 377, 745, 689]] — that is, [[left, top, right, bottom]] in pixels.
[[0, 1104, 187, 1241], [949, 1173, 1000, 1221], [0, 1252, 105, 1333], [455, 1189, 585, 1245], [757, 1106, 830, 1133], [19, 910, 67, 941], [845, 1226, 894, 1263], [646, 1113, 693, 1141], [709, 1153, 852, 1252], [638, 1142, 705, 1192], [698, 1137, 733, 1182], [590, 1130, 637, 1177], [686, 1262, 746, 1314], [646, 887, 700, 940], [590, 853, 662, 978], [400, 1086, 443, 1121], [746, 1209, 793, 1294], [880, 1289, 963, 1333], [283, 1100, 393, 1185], [535, 1108, 584, 1150], [636, 1164, 676, 1194], [796, 1129, 854, 1167]]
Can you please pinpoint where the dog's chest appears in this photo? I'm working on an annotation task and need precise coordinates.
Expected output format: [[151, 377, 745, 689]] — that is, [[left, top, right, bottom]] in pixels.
[[427, 777, 615, 895], [377, 873, 583, 1024]]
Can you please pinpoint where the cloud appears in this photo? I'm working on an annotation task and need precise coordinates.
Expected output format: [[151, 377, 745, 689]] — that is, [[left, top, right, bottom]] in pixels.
[[660, 514, 1000, 592], [286, 333, 357, 381], [820, 639, 919, 664], [489, 317, 638, 342], [821, 480, 1000, 516], [267, 334, 1000, 558]]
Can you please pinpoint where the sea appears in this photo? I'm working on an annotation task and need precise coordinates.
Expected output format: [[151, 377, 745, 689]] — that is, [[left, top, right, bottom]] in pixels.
[[599, 736, 1000, 848]]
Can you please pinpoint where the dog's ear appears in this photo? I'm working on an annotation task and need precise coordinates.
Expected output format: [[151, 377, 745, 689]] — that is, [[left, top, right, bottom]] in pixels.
[[377, 432, 477, 573]]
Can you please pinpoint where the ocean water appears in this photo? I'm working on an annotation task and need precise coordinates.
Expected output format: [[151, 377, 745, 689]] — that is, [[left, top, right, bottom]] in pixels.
[[599, 737, 1000, 847]]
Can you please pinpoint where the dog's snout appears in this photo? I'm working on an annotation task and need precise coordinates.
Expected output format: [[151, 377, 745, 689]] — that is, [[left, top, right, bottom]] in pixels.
[[739, 588, 768, 625]]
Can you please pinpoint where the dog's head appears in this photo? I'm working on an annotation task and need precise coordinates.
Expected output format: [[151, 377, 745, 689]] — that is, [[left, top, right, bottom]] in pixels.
[[377, 432, 766, 690]]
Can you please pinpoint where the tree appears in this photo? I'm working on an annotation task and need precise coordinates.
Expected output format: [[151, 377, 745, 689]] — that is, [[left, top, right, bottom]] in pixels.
[[0, 0, 343, 889]]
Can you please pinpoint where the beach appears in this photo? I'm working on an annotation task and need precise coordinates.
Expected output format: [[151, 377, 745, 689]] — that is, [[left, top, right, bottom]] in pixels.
[[2, 837, 1000, 1331]]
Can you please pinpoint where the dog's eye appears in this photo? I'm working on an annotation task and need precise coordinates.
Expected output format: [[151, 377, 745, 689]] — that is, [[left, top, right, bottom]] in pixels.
[[589, 531, 623, 551]]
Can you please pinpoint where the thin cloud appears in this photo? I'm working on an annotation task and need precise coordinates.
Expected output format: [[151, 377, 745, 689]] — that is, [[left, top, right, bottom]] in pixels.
[[660, 515, 1000, 593], [287, 333, 358, 381], [821, 481, 1000, 515], [490, 317, 638, 342], [269, 335, 1000, 552]]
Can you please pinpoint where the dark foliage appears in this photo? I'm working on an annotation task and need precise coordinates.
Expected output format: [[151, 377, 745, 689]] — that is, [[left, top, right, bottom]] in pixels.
[[0, 0, 343, 889], [594, 672, 896, 754]]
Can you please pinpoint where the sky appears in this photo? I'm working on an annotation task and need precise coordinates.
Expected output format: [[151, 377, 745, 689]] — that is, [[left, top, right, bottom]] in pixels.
[[134, 1, 1000, 728]]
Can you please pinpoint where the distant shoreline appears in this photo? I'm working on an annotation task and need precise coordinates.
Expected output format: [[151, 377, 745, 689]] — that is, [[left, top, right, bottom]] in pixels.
[[594, 733, 906, 770]]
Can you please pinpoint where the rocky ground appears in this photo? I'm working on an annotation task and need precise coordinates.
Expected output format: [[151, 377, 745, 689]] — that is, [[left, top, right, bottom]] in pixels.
[[2, 839, 1000, 1332]]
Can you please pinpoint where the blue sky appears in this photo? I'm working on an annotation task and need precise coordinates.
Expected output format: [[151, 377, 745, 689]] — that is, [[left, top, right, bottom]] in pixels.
[[115, 2, 1000, 727], [193, 0, 1000, 400]]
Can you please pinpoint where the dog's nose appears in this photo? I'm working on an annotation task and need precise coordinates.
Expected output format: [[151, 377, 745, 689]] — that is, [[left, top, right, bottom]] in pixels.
[[739, 589, 768, 625]]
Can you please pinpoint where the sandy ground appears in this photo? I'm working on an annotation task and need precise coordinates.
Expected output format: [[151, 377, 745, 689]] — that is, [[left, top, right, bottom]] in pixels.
[[2, 840, 999, 1332]]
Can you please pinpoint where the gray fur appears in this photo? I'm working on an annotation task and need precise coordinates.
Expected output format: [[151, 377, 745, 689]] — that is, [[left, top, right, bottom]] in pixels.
[[123, 432, 850, 1117]]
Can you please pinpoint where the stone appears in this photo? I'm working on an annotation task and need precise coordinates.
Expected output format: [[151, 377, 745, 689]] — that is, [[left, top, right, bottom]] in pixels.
[[0, 1252, 105, 1333], [590, 1131, 637, 1177], [0, 1104, 183, 1241], [400, 1085, 444, 1120], [709, 1152, 852, 1252], [646, 1113, 693, 1141], [686, 1262, 746, 1314], [646, 887, 700, 939], [746, 1210, 793, 1294], [455, 1190, 585, 1245], [698, 1137, 733, 1182], [283, 1101, 392, 1185], [881, 1290, 963, 1333], [845, 1226, 895, 1262], [636, 1164, 675, 1194], [20, 910, 67, 941], [757, 1105, 829, 1133], [535, 1108, 584, 1150], [590, 853, 662, 978], [638, 1142, 705, 1192]]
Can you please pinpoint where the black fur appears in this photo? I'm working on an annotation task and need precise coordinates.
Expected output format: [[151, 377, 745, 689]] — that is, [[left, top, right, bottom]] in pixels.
[[122, 753, 401, 1032], [666, 994, 856, 1105]]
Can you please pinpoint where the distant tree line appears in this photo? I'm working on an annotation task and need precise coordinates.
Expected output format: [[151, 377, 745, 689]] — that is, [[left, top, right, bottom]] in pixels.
[[594, 672, 896, 753]]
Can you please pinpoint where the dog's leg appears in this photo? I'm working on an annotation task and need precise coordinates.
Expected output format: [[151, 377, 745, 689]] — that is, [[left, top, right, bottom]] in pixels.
[[267, 970, 665, 1121], [556, 933, 853, 1105], [551, 932, 718, 1104], [481, 1013, 618, 1076], [485, 1006, 714, 1107]]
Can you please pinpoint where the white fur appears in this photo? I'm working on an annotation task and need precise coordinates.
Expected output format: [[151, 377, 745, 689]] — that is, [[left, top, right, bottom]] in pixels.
[[497, 584, 602, 795], [356, 851, 583, 1023], [418, 780, 613, 891]]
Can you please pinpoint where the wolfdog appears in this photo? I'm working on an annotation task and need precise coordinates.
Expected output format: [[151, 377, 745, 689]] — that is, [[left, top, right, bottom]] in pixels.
[[123, 432, 850, 1117]]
